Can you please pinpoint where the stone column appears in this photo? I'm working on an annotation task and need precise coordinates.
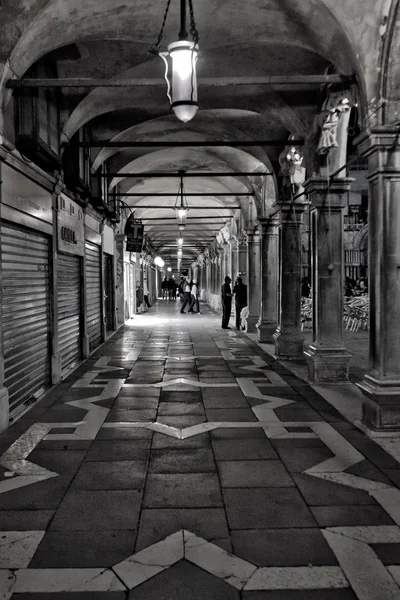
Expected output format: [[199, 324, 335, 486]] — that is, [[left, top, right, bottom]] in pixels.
[[274, 201, 307, 357], [356, 128, 400, 429], [115, 234, 126, 325], [257, 217, 279, 342], [246, 228, 261, 333], [231, 238, 239, 281], [238, 235, 247, 283], [303, 178, 352, 381]]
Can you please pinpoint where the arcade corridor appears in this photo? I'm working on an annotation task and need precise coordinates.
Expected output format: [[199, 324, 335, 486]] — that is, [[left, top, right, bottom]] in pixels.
[[0, 301, 400, 598]]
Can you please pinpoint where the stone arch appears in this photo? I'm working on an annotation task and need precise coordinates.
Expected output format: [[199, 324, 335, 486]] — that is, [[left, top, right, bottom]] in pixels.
[[380, 0, 400, 124]]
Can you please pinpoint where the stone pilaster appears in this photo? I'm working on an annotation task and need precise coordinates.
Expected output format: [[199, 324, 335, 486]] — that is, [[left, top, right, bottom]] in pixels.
[[257, 217, 279, 342], [303, 178, 352, 382], [115, 234, 126, 325], [246, 228, 261, 333], [230, 238, 239, 281], [238, 235, 247, 283], [355, 128, 400, 430], [274, 201, 307, 358]]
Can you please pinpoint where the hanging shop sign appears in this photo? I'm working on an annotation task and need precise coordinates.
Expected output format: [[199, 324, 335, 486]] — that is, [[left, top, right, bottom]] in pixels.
[[57, 194, 85, 256], [125, 216, 144, 252], [1, 163, 53, 224]]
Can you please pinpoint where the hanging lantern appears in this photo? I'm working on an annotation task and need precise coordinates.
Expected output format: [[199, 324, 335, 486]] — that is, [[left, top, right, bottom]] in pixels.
[[174, 171, 189, 228], [151, 0, 199, 123]]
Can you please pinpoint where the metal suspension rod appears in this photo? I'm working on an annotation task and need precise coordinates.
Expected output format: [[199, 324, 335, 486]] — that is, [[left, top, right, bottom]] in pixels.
[[112, 192, 253, 196]]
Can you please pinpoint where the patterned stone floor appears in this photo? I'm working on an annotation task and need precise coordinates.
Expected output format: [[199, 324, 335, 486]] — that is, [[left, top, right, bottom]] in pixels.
[[1, 301, 400, 599]]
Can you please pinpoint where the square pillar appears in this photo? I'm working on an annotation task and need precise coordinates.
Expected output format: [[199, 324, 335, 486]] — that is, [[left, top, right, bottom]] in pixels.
[[257, 217, 279, 342], [274, 201, 307, 357], [238, 235, 247, 283], [246, 228, 261, 333], [303, 178, 352, 382], [231, 238, 239, 281], [356, 128, 400, 430]]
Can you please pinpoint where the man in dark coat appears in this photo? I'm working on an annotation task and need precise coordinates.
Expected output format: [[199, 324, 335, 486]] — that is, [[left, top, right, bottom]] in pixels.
[[232, 277, 247, 330], [221, 276, 233, 329]]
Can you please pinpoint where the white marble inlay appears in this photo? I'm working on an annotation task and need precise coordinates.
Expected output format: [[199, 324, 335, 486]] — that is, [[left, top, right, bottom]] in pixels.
[[326, 526, 400, 545], [184, 530, 256, 590], [124, 378, 238, 389], [307, 423, 364, 473], [0, 531, 45, 568], [323, 530, 400, 600], [310, 471, 393, 492], [113, 530, 184, 589], [244, 566, 349, 590]]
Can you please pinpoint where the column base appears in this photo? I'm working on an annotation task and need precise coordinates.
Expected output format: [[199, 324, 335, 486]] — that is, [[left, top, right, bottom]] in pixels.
[[274, 328, 304, 358], [357, 374, 400, 430], [304, 344, 351, 382], [0, 387, 9, 433], [256, 321, 277, 343], [246, 316, 259, 334]]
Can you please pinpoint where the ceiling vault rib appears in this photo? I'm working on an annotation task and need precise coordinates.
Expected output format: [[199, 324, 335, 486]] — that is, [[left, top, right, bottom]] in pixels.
[[7, 74, 353, 89], [111, 192, 253, 196], [95, 172, 273, 177], [122, 206, 240, 209]]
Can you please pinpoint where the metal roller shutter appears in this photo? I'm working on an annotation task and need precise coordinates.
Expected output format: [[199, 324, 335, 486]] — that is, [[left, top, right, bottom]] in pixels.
[[1, 223, 51, 415], [58, 253, 82, 377], [85, 241, 102, 351]]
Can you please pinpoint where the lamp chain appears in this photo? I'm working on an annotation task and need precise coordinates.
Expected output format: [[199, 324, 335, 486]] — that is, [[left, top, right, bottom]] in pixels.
[[150, 0, 173, 54], [188, 0, 199, 43]]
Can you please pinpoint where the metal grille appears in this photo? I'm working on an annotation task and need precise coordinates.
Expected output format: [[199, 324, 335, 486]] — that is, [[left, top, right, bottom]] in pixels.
[[58, 252, 82, 377], [1, 223, 51, 415], [85, 241, 102, 351]]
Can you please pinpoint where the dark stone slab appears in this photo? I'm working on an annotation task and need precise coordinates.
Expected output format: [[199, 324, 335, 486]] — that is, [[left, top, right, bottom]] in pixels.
[[372, 543, 400, 565], [136, 507, 229, 550], [96, 427, 153, 440], [241, 591, 357, 600], [0, 510, 55, 530], [212, 438, 278, 460], [383, 469, 400, 489], [346, 459, 392, 484], [35, 405, 89, 423], [128, 560, 240, 600], [151, 433, 211, 449], [205, 408, 258, 422], [202, 388, 246, 402], [273, 445, 334, 472], [161, 391, 202, 402], [310, 505, 395, 527], [84, 440, 151, 461], [105, 408, 157, 422], [149, 448, 215, 473], [223, 488, 317, 529], [231, 528, 338, 566], [210, 428, 267, 440], [29, 529, 136, 568], [14, 593, 127, 599], [50, 490, 142, 530], [157, 402, 205, 416], [119, 387, 160, 398], [218, 460, 293, 487], [157, 416, 206, 427], [113, 397, 159, 410], [202, 395, 249, 408], [292, 473, 378, 505], [71, 460, 147, 490], [273, 407, 322, 422], [340, 433, 400, 469], [143, 473, 223, 508]]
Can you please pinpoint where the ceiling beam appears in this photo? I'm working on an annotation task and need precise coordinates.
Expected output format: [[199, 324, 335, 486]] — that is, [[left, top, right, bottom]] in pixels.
[[141, 217, 232, 221], [81, 139, 303, 148], [126, 206, 241, 209], [7, 74, 352, 89], [114, 192, 252, 196], [96, 172, 272, 177]]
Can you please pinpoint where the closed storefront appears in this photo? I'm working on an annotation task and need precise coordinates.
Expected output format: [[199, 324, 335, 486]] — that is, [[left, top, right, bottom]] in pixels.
[[85, 240, 102, 351], [57, 194, 84, 378], [57, 253, 81, 377], [1, 223, 51, 415]]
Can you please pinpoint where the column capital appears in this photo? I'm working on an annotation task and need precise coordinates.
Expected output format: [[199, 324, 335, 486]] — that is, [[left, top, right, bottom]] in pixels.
[[355, 126, 400, 154], [257, 216, 280, 234], [355, 128, 400, 180], [304, 177, 354, 210]]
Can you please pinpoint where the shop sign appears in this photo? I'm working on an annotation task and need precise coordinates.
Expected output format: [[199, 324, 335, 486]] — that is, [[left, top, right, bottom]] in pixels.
[[1, 163, 52, 223], [125, 216, 144, 252], [57, 194, 84, 256]]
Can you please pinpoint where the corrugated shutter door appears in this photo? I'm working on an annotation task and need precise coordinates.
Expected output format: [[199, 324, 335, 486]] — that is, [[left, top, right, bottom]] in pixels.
[[85, 241, 102, 351], [58, 253, 81, 377], [1, 223, 51, 415]]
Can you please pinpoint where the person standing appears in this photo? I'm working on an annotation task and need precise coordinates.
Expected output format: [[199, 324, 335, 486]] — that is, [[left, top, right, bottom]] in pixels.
[[161, 277, 168, 300], [136, 281, 144, 313], [180, 276, 192, 313], [232, 277, 247, 330], [221, 275, 233, 329], [188, 280, 201, 313], [143, 280, 151, 308]]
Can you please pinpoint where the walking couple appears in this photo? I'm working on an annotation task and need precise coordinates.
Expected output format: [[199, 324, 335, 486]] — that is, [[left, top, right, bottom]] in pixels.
[[221, 276, 247, 329], [180, 275, 201, 314]]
